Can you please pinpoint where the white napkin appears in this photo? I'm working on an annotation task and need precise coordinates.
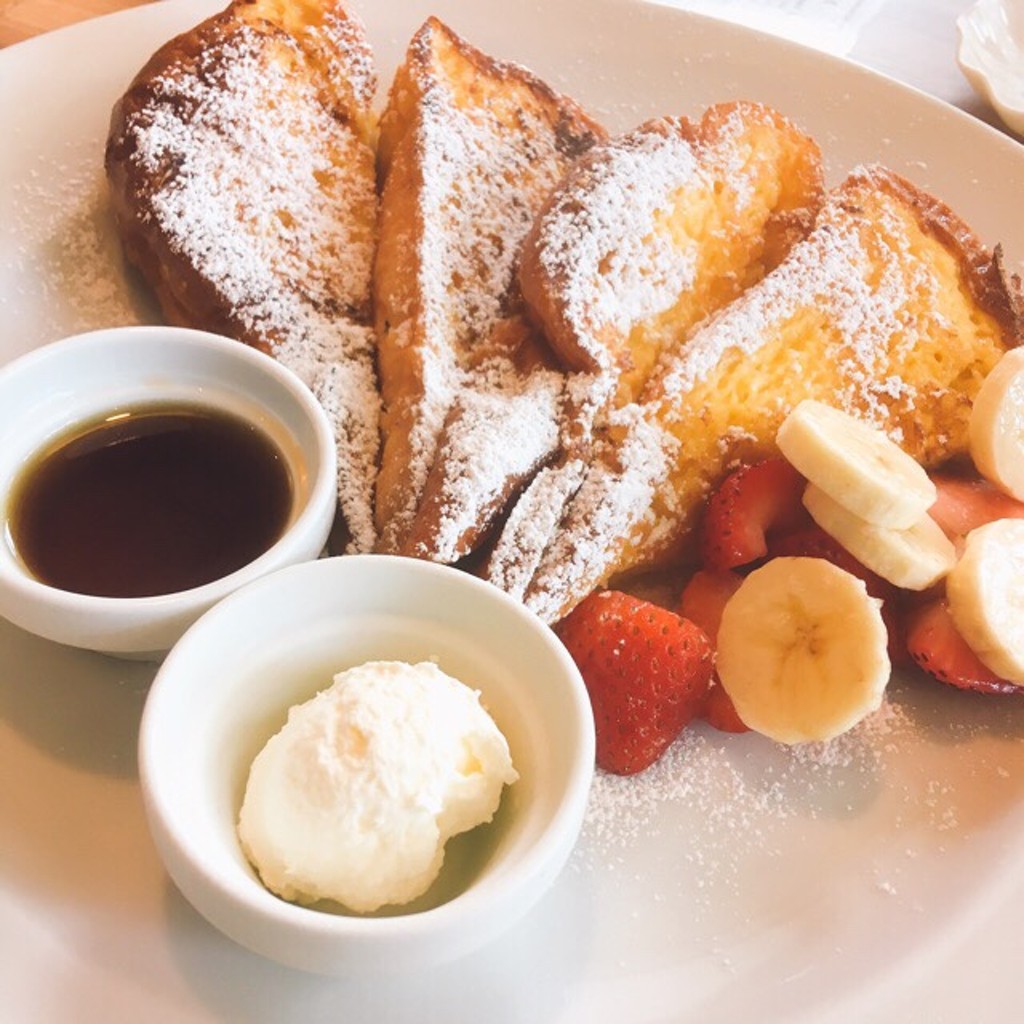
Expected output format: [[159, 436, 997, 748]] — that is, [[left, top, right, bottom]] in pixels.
[[648, 0, 886, 55]]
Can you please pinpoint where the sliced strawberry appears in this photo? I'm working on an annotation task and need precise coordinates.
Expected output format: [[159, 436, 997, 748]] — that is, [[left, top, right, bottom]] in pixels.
[[701, 681, 750, 733], [905, 599, 1022, 695], [700, 458, 809, 570], [677, 570, 750, 732], [555, 590, 714, 775], [882, 598, 914, 671], [678, 568, 743, 642], [767, 523, 891, 598], [929, 471, 1024, 545]]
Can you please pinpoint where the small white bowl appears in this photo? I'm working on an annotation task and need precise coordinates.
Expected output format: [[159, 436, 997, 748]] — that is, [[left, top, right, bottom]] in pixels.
[[957, 0, 1024, 136], [138, 554, 595, 975], [0, 326, 337, 657]]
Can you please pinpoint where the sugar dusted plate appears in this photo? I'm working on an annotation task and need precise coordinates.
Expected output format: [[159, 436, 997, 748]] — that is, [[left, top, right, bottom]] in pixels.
[[2, 0, 1024, 1020]]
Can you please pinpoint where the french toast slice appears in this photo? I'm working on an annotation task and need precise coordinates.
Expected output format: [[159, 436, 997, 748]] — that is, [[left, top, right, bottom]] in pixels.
[[488, 165, 1023, 623], [372, 17, 606, 558], [397, 315, 568, 563], [519, 102, 825, 406], [105, 0, 380, 552], [483, 102, 824, 600]]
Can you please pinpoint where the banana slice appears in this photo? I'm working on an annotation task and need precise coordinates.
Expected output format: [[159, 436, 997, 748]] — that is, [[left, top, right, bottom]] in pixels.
[[969, 349, 1024, 501], [946, 519, 1024, 684], [716, 557, 890, 744], [803, 483, 955, 591], [776, 399, 936, 529]]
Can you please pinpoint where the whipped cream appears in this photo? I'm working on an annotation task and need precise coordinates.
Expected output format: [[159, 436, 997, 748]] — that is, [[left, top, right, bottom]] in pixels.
[[237, 660, 518, 913]]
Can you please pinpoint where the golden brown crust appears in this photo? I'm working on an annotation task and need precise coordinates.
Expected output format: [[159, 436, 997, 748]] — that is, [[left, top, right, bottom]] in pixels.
[[372, 16, 606, 558], [634, 165, 1023, 559], [491, 165, 1024, 624], [518, 101, 826, 381], [105, 0, 378, 347], [105, 0, 382, 552], [104, 5, 1024, 627], [106, 11, 247, 343], [848, 164, 1023, 338]]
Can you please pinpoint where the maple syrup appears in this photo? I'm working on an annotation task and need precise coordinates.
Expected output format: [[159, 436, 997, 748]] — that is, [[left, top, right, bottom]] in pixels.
[[8, 403, 292, 598]]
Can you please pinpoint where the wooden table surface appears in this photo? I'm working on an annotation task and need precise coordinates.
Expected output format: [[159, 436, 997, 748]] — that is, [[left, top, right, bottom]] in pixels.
[[0, 0, 150, 47]]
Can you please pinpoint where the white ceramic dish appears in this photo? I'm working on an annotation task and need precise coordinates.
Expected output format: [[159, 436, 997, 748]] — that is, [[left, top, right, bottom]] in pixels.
[[2, 1, 1024, 1021], [139, 555, 594, 975], [0, 326, 337, 656], [957, 0, 1024, 136]]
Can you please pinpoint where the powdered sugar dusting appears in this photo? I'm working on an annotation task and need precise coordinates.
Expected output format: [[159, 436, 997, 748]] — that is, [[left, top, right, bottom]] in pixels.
[[524, 408, 677, 622], [527, 104, 811, 374], [655, 166, 937, 435], [4, 155, 150, 344], [116, 19, 379, 551], [412, 363, 563, 562], [486, 457, 588, 600], [376, 21, 602, 555], [534, 124, 701, 368], [308, 333, 380, 556], [414, 87, 546, 353], [497, 165, 993, 620], [573, 693, 965, 908], [131, 28, 375, 326], [376, 326, 459, 553], [317, 8, 377, 110], [486, 105, 829, 613]]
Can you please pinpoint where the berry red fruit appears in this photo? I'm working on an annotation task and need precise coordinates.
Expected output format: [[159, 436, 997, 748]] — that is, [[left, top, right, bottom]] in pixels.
[[678, 568, 743, 642], [929, 471, 1024, 546], [767, 523, 891, 599], [556, 590, 714, 774], [701, 682, 750, 733], [905, 599, 1022, 695], [700, 458, 808, 570]]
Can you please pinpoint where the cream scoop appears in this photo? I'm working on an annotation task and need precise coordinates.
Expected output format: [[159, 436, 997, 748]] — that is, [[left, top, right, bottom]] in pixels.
[[238, 660, 518, 913]]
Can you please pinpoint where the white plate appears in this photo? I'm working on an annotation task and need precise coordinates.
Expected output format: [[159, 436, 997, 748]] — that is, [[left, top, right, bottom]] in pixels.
[[2, 1, 1024, 1020]]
